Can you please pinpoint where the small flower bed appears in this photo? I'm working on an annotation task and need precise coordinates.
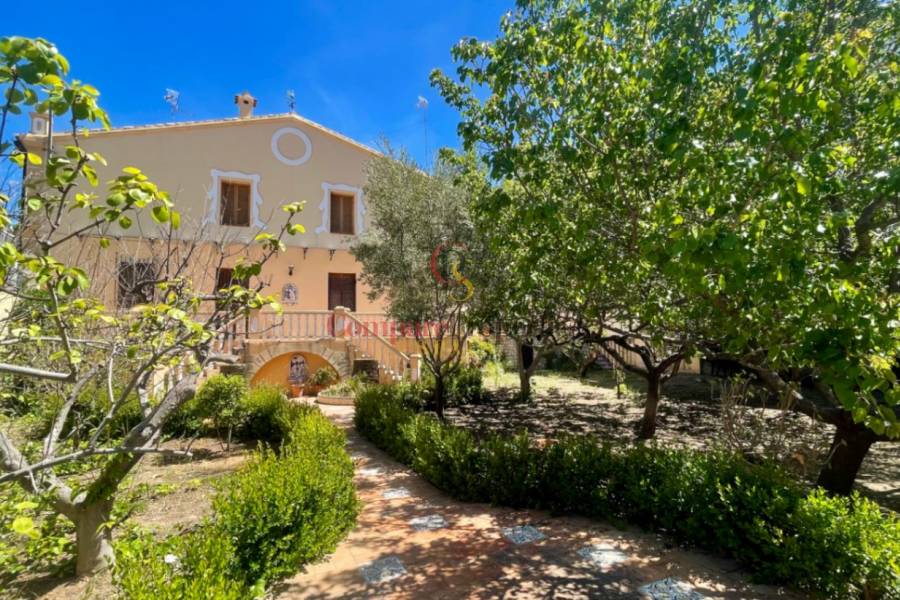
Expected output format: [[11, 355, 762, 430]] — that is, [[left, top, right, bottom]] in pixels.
[[318, 376, 367, 405], [354, 384, 900, 599]]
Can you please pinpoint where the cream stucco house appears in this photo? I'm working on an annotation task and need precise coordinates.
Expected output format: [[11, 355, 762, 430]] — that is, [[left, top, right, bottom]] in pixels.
[[17, 93, 418, 390]]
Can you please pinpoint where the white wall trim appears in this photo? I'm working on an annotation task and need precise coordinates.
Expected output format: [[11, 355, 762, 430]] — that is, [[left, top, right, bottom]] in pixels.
[[315, 182, 366, 235], [271, 127, 313, 166], [205, 169, 266, 229]]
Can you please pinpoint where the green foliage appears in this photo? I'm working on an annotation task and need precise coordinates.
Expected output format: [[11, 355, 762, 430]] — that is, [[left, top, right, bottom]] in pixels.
[[432, 0, 900, 441], [779, 490, 900, 600], [239, 384, 289, 442], [193, 375, 248, 444], [466, 336, 502, 368], [406, 414, 483, 500], [319, 375, 366, 398], [353, 383, 425, 463], [114, 527, 258, 600], [211, 406, 358, 586], [355, 385, 900, 597], [420, 364, 484, 406], [166, 382, 298, 445], [0, 35, 304, 576], [351, 149, 489, 415], [163, 393, 205, 437], [114, 407, 356, 595], [9, 369, 144, 444], [445, 365, 484, 405], [308, 366, 338, 388], [0, 485, 74, 585]]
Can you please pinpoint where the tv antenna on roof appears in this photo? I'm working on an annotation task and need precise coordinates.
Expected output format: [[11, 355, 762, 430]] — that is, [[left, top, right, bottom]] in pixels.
[[163, 88, 180, 114], [416, 95, 430, 169], [287, 89, 296, 113]]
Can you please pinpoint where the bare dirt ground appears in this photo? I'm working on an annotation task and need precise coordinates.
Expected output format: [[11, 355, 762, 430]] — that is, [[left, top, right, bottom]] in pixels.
[[448, 368, 900, 513], [9, 437, 250, 600]]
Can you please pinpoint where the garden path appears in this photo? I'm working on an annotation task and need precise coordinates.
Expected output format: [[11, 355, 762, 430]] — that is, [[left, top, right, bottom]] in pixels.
[[275, 405, 800, 600]]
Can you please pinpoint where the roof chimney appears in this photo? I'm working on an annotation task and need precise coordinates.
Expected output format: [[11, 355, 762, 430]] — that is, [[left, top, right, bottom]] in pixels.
[[234, 91, 257, 118]]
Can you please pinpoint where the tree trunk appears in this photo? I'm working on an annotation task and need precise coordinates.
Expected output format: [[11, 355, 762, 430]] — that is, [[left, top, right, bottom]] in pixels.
[[816, 417, 877, 495], [516, 341, 537, 401], [638, 373, 661, 440], [519, 367, 532, 400], [578, 351, 597, 378], [74, 499, 114, 575], [433, 375, 446, 420]]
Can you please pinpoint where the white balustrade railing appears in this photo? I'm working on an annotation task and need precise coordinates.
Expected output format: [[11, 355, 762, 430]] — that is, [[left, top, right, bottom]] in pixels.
[[189, 308, 421, 382], [246, 310, 333, 340]]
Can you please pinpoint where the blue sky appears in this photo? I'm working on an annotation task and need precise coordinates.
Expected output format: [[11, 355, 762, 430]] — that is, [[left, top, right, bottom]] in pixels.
[[5, 0, 512, 166]]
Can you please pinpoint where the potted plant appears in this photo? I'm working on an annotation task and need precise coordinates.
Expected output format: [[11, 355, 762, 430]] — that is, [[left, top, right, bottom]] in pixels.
[[304, 366, 338, 396]]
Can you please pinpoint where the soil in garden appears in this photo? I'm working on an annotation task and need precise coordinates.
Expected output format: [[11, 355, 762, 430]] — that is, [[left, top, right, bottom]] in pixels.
[[449, 368, 900, 513]]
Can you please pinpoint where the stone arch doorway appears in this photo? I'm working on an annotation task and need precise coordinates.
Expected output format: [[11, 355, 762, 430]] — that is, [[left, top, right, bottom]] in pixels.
[[244, 340, 350, 382], [250, 350, 339, 389]]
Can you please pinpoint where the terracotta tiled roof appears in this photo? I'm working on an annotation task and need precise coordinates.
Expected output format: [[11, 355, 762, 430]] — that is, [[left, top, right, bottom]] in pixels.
[[18, 112, 382, 156]]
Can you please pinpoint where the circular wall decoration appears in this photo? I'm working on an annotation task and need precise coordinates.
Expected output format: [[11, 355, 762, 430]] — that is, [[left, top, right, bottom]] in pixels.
[[271, 127, 312, 166]]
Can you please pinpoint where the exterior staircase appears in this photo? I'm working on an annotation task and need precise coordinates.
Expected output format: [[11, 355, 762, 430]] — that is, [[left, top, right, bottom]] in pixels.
[[205, 307, 419, 385]]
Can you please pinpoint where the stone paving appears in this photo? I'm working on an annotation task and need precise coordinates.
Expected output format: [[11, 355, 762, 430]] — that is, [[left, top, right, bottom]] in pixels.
[[275, 405, 801, 599]]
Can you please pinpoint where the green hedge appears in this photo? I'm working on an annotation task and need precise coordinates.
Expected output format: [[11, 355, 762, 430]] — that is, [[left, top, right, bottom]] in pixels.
[[165, 376, 298, 444], [115, 405, 358, 597], [355, 385, 900, 599], [113, 527, 253, 600], [213, 406, 358, 585]]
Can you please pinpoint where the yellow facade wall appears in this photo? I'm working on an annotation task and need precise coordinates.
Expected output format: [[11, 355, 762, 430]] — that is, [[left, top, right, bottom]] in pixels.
[[20, 114, 387, 314], [61, 235, 381, 313]]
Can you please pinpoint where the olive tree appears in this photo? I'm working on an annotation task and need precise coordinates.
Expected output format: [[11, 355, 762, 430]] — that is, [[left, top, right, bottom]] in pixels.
[[353, 149, 486, 419], [0, 37, 303, 572]]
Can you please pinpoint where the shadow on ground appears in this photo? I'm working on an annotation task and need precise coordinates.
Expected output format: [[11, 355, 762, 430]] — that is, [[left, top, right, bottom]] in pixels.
[[449, 369, 900, 512]]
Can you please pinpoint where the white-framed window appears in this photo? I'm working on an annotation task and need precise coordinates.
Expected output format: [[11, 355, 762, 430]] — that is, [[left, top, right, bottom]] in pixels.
[[205, 169, 265, 229], [316, 183, 365, 235]]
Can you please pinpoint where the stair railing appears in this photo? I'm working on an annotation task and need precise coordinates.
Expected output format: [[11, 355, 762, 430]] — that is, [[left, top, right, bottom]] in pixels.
[[335, 306, 419, 381]]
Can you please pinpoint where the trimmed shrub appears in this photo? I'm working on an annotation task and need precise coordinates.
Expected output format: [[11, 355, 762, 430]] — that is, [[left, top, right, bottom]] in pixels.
[[354, 382, 422, 463], [212, 406, 358, 586], [420, 365, 485, 406], [354, 385, 900, 598], [779, 489, 900, 599], [166, 382, 296, 444], [406, 415, 484, 501], [114, 527, 257, 600], [238, 384, 289, 441], [446, 365, 485, 405]]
